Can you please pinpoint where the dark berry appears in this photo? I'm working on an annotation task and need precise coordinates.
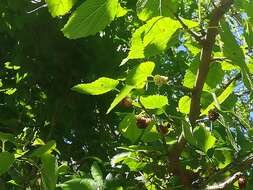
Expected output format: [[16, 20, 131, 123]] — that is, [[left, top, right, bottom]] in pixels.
[[158, 125, 168, 135], [238, 176, 246, 189], [208, 109, 219, 121], [136, 116, 151, 129], [120, 96, 132, 108]]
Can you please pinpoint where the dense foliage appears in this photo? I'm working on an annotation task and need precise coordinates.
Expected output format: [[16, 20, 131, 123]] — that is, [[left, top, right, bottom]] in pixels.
[[0, 0, 253, 189]]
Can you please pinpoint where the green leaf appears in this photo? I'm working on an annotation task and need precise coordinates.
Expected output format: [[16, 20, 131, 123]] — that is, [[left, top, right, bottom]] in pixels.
[[183, 58, 199, 89], [193, 126, 216, 153], [126, 61, 155, 88], [183, 57, 224, 91], [141, 124, 160, 142], [91, 162, 103, 187], [202, 82, 235, 115], [178, 96, 191, 114], [140, 95, 168, 109], [214, 148, 232, 169], [128, 16, 180, 59], [0, 152, 15, 175], [41, 154, 58, 190], [220, 20, 253, 90], [111, 152, 131, 166], [30, 140, 56, 157], [58, 162, 69, 175], [182, 120, 195, 146], [72, 77, 119, 95], [116, 3, 128, 17], [62, 0, 118, 39], [106, 85, 134, 114], [136, 0, 177, 21], [118, 113, 142, 143], [58, 178, 96, 190], [45, 0, 76, 17], [122, 156, 146, 171], [107, 62, 155, 113]]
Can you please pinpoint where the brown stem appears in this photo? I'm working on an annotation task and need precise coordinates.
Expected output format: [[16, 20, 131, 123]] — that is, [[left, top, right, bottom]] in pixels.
[[167, 0, 234, 188], [189, 0, 234, 125]]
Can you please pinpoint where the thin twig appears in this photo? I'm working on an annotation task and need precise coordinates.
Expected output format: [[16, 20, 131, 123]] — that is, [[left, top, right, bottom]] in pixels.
[[175, 15, 204, 44], [204, 172, 242, 190]]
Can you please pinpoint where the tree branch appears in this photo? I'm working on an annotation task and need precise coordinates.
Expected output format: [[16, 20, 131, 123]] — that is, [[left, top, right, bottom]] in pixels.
[[167, 1, 234, 188], [189, 0, 234, 124], [200, 153, 253, 189], [175, 15, 204, 44], [204, 172, 242, 190]]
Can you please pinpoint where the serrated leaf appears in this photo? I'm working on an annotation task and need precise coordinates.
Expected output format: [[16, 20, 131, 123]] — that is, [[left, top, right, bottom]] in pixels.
[[140, 95, 168, 109], [41, 154, 58, 190], [30, 140, 56, 157], [0, 152, 15, 175], [128, 16, 180, 59], [118, 113, 142, 143], [72, 77, 119, 95], [193, 126, 216, 153], [91, 162, 103, 187], [136, 0, 177, 21], [58, 178, 96, 190], [45, 0, 76, 17], [178, 96, 191, 114], [62, 0, 118, 39]]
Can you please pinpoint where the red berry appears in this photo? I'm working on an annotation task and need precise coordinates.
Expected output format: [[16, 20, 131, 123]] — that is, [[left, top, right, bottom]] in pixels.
[[136, 116, 151, 129], [158, 125, 168, 135], [208, 109, 219, 121], [238, 176, 246, 189], [120, 96, 132, 108]]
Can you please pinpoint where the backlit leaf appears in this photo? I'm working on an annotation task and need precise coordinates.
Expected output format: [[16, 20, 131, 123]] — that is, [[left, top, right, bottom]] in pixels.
[[178, 96, 191, 114], [107, 62, 155, 113], [72, 77, 119, 95], [128, 16, 181, 59], [140, 95, 168, 109], [136, 0, 177, 21], [62, 0, 118, 39], [46, 0, 76, 17]]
